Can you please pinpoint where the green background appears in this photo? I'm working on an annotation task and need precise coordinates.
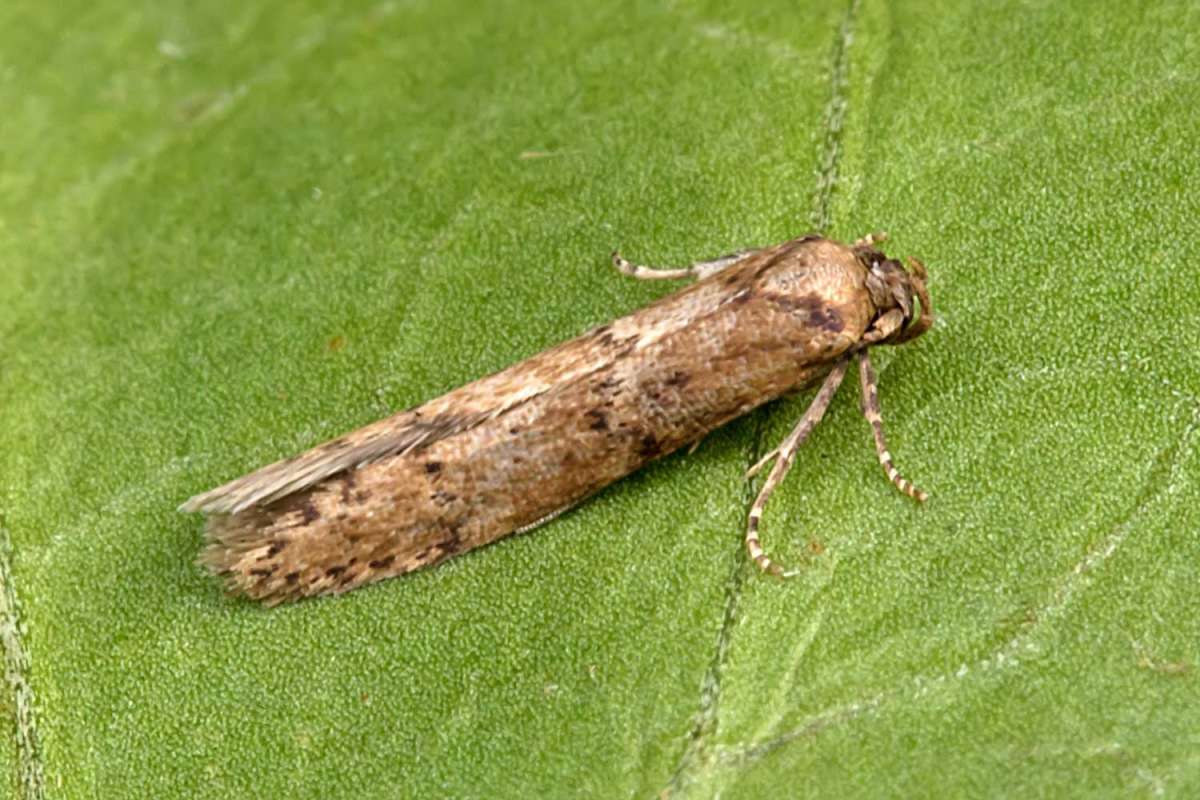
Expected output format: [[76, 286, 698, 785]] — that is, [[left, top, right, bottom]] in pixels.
[[3, 0, 1198, 797]]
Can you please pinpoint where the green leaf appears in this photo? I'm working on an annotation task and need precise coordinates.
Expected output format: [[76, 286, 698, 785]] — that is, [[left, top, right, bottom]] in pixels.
[[2, 0, 1198, 797]]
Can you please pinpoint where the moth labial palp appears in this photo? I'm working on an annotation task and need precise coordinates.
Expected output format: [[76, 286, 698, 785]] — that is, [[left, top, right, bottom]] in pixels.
[[181, 232, 934, 604]]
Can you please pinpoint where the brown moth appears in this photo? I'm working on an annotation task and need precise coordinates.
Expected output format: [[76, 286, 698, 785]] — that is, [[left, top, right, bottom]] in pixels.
[[181, 233, 934, 604]]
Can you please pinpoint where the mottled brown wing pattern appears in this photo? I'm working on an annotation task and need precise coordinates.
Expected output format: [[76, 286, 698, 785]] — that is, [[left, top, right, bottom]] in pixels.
[[179, 241, 799, 515], [182, 235, 934, 603]]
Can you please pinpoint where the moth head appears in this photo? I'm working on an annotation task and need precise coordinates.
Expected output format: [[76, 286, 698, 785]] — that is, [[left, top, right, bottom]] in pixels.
[[859, 248, 934, 345], [865, 256, 913, 317]]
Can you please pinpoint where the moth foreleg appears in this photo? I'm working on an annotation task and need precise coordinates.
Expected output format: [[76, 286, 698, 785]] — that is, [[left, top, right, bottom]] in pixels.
[[857, 351, 928, 502], [860, 308, 906, 346], [746, 359, 850, 577], [610, 248, 759, 281]]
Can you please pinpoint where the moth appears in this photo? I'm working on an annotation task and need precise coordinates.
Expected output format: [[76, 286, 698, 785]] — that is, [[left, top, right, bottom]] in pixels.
[[181, 233, 933, 604]]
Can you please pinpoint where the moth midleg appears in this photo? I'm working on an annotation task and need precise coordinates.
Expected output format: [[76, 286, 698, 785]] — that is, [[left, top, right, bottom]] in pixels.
[[746, 359, 850, 577], [856, 351, 928, 502], [610, 248, 759, 281]]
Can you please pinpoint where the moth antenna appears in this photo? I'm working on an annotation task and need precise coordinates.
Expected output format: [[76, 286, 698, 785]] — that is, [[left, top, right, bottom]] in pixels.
[[610, 247, 760, 281]]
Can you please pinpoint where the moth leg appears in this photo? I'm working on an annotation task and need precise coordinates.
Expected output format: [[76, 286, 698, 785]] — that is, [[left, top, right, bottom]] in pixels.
[[744, 446, 776, 479], [746, 359, 850, 577], [860, 309, 906, 346], [852, 231, 888, 248], [513, 501, 579, 534], [857, 351, 928, 502], [610, 248, 759, 281]]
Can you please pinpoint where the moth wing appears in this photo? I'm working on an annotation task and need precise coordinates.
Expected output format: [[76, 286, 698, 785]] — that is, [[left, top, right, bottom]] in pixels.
[[180, 248, 769, 516], [178, 408, 499, 514], [179, 334, 603, 515]]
